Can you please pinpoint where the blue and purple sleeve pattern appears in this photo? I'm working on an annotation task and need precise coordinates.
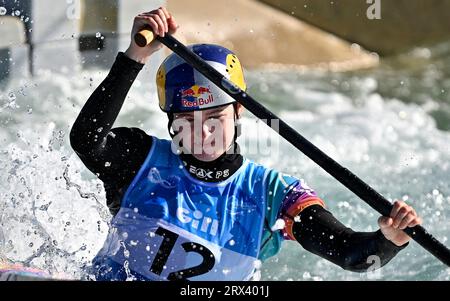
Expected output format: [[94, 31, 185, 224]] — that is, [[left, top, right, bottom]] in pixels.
[[259, 171, 325, 260]]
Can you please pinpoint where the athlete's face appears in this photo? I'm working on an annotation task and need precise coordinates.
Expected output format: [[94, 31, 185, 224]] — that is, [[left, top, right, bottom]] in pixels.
[[172, 104, 244, 162]]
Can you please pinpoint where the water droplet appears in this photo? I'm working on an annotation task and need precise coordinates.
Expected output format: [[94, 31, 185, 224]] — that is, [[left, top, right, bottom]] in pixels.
[[8, 92, 16, 101], [95, 32, 102, 38], [14, 10, 20, 16], [253, 260, 262, 269], [294, 216, 301, 222], [229, 239, 235, 246], [252, 270, 262, 281], [271, 219, 285, 231], [0, 7, 7, 15], [104, 162, 111, 167], [329, 235, 334, 240]]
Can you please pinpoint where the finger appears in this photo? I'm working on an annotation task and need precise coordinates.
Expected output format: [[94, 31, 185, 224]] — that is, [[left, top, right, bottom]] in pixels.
[[153, 13, 165, 36], [139, 12, 154, 17], [408, 217, 422, 228], [392, 206, 412, 228], [398, 213, 416, 230], [378, 216, 393, 229], [139, 16, 159, 36], [167, 15, 178, 34], [156, 8, 168, 34], [390, 200, 405, 219], [160, 6, 171, 19]]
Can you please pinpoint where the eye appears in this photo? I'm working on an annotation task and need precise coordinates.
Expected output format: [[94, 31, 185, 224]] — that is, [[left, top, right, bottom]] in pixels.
[[175, 116, 194, 123]]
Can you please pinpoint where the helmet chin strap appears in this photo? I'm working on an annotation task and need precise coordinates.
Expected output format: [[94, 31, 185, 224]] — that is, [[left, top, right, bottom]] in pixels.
[[167, 113, 175, 139], [231, 103, 241, 154]]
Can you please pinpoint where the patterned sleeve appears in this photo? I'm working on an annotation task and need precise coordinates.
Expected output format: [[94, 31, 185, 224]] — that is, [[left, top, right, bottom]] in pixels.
[[278, 179, 325, 241], [259, 170, 325, 261]]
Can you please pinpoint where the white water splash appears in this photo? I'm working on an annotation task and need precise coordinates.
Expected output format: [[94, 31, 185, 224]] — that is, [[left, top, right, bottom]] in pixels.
[[1, 45, 449, 280]]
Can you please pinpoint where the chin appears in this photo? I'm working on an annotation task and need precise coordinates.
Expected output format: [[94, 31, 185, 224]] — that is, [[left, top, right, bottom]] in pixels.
[[193, 152, 221, 162]]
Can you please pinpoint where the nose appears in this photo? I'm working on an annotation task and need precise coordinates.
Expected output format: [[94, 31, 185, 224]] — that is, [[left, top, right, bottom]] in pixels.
[[191, 111, 220, 144], [201, 120, 214, 140], [191, 116, 215, 141]]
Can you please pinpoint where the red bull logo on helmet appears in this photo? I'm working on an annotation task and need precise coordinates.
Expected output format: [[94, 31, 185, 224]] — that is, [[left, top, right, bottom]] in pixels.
[[180, 85, 215, 108]]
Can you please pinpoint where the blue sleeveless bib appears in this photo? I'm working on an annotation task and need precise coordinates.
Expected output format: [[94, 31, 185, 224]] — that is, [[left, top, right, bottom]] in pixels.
[[93, 137, 291, 281]]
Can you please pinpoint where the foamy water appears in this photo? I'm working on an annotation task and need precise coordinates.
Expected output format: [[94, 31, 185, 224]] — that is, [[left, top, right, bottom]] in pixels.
[[0, 44, 449, 280]]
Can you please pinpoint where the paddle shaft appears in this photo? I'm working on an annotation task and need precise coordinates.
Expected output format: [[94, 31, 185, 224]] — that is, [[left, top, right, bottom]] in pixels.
[[134, 30, 450, 267]]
